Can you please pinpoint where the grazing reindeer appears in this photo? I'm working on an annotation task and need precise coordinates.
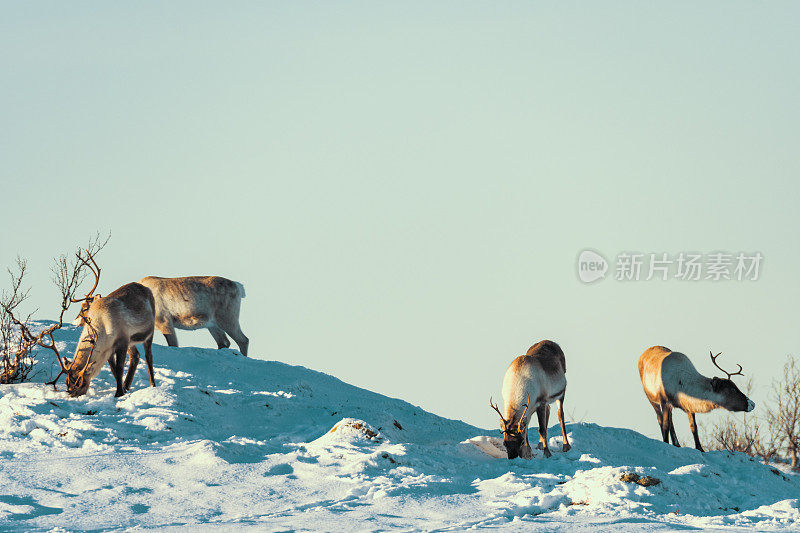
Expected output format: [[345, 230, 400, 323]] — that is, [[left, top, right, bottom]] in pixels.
[[638, 346, 755, 451], [65, 281, 156, 397], [137, 276, 249, 356], [490, 340, 571, 459]]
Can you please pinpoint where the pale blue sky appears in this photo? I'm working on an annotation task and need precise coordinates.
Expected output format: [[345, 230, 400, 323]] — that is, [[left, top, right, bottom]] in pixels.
[[2, 2, 799, 440]]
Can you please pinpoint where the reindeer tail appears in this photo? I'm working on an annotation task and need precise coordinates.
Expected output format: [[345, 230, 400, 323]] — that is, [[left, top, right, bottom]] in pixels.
[[234, 281, 246, 299]]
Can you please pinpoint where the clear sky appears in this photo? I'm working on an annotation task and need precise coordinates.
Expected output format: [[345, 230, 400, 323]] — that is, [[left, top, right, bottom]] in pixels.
[[2, 2, 799, 442]]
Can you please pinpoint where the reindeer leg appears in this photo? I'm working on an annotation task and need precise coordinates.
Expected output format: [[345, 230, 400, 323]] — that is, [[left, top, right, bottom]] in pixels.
[[112, 347, 126, 397], [652, 403, 668, 442], [164, 332, 178, 347], [546, 403, 551, 447], [557, 398, 571, 452], [521, 422, 533, 459], [208, 326, 230, 349], [106, 352, 117, 375], [157, 318, 178, 347], [537, 406, 551, 458], [665, 407, 680, 447], [144, 335, 156, 387], [536, 405, 548, 449], [223, 324, 249, 357], [124, 345, 140, 392], [657, 404, 669, 444], [222, 299, 248, 357], [688, 412, 704, 452]]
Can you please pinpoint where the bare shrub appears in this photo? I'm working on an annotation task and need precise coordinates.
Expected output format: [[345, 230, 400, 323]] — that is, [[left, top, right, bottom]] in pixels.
[[767, 356, 800, 470], [705, 415, 777, 462], [703, 380, 778, 462], [0, 258, 36, 383]]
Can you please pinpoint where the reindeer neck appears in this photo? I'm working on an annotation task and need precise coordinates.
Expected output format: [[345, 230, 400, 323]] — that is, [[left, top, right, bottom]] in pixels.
[[676, 375, 721, 413]]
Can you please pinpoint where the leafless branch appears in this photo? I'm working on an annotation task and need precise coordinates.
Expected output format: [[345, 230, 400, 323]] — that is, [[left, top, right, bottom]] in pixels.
[[767, 357, 800, 470], [703, 379, 778, 462], [0, 259, 36, 383]]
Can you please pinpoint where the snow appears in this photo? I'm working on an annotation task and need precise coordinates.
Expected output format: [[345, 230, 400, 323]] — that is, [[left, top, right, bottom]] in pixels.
[[0, 322, 798, 531]]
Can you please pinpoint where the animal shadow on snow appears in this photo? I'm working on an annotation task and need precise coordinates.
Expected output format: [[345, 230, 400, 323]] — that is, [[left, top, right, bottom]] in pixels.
[[0, 495, 63, 520]]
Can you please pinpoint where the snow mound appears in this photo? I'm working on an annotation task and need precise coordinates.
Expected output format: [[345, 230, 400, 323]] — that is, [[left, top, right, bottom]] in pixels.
[[0, 322, 798, 531], [319, 418, 383, 444]]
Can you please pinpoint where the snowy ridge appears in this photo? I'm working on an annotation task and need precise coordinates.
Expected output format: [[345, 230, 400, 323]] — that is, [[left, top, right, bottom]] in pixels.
[[0, 322, 798, 531]]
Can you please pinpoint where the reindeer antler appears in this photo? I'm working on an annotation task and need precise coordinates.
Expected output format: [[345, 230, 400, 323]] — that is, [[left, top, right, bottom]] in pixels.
[[41, 327, 69, 387], [70, 250, 101, 303], [490, 393, 531, 431], [489, 396, 507, 423], [518, 392, 530, 428], [71, 359, 95, 393], [710, 350, 744, 379]]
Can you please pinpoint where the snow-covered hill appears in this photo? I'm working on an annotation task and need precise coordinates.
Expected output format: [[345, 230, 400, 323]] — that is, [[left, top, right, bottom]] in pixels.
[[0, 323, 798, 531]]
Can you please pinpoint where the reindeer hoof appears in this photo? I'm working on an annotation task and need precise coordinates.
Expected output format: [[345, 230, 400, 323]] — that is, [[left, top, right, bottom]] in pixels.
[[543, 448, 552, 458], [536, 442, 544, 450], [562, 443, 571, 453]]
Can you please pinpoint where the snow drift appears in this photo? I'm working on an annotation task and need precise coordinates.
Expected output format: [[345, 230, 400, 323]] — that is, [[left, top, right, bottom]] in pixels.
[[0, 322, 797, 531]]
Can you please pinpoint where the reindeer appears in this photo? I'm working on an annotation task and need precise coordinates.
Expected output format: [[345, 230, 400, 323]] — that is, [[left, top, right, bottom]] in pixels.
[[137, 276, 248, 356], [638, 346, 755, 451], [490, 340, 571, 459], [65, 275, 156, 397]]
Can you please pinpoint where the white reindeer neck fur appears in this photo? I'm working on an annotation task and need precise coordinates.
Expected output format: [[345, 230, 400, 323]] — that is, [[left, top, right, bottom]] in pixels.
[[664, 352, 729, 413], [673, 375, 723, 413], [71, 300, 121, 380], [501, 352, 567, 427]]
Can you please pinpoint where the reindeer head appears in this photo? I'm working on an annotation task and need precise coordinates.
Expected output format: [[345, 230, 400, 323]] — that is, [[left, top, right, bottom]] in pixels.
[[709, 351, 756, 412], [37, 237, 109, 392], [490, 394, 530, 459], [65, 362, 95, 397], [65, 319, 104, 397], [67, 278, 103, 395]]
